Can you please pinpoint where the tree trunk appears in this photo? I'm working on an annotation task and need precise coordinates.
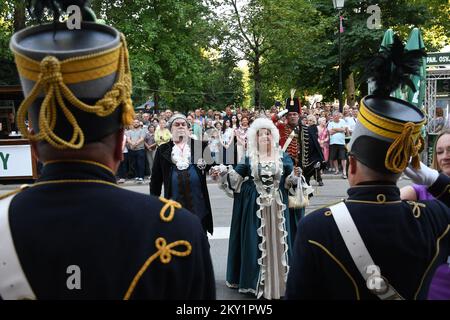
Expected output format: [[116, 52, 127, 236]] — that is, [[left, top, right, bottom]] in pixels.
[[154, 92, 159, 113], [13, 1, 26, 32], [346, 72, 356, 108], [253, 55, 261, 109]]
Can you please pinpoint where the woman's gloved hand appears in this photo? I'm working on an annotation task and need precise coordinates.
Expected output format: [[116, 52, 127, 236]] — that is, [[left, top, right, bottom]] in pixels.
[[404, 161, 439, 187]]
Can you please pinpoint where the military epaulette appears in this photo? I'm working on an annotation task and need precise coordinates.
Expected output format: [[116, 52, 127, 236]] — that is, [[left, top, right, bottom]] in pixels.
[[0, 184, 30, 201]]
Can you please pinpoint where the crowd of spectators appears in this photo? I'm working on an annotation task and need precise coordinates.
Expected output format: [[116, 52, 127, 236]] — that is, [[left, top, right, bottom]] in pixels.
[[117, 101, 360, 183]]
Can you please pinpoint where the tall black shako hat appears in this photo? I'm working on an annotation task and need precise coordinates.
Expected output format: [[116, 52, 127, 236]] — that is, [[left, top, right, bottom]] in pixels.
[[285, 89, 301, 113], [348, 34, 426, 174], [10, 0, 135, 150]]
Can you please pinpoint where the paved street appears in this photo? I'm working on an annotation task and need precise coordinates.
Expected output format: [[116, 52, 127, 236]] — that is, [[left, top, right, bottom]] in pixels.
[[0, 176, 411, 300]]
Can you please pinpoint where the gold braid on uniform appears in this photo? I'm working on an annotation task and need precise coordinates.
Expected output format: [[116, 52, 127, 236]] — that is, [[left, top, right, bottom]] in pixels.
[[406, 201, 426, 218], [285, 126, 298, 160], [159, 197, 182, 222], [301, 124, 309, 168], [123, 197, 192, 300], [123, 237, 192, 300], [0, 184, 30, 200], [14, 33, 135, 150]]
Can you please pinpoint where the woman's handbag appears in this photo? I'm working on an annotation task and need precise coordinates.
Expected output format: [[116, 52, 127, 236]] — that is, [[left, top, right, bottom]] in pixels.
[[288, 175, 313, 209]]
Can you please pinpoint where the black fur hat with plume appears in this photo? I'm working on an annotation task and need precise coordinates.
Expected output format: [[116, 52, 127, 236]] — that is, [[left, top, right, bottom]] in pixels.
[[365, 34, 426, 97]]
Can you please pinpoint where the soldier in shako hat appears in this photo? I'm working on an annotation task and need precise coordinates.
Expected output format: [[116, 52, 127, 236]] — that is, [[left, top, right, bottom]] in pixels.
[[272, 89, 301, 159], [0, 1, 215, 300], [286, 35, 450, 300]]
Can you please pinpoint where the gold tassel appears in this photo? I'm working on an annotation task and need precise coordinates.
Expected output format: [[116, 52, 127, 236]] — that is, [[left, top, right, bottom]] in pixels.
[[411, 154, 420, 170], [410, 135, 423, 170], [385, 122, 416, 173], [16, 34, 134, 149], [417, 135, 425, 153], [122, 101, 135, 126]]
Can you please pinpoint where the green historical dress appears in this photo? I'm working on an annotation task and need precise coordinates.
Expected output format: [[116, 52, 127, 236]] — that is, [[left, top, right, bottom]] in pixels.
[[219, 152, 298, 299]]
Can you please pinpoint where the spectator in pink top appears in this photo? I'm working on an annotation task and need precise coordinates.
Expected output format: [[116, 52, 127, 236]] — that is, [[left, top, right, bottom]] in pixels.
[[317, 117, 329, 163]]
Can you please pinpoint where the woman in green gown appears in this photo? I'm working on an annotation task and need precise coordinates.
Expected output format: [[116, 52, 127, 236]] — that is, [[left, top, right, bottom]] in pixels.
[[211, 117, 301, 299]]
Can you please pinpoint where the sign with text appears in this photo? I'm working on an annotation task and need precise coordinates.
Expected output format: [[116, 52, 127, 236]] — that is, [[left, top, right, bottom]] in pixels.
[[427, 133, 438, 167], [0, 144, 33, 177], [427, 52, 450, 66]]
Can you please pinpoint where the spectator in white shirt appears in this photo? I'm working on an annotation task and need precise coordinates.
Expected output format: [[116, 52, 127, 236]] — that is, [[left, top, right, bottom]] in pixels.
[[327, 112, 348, 178]]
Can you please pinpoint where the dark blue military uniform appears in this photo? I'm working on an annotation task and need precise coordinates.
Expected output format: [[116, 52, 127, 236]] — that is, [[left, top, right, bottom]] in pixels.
[[286, 35, 449, 300], [286, 181, 450, 300], [4, 3, 216, 300], [428, 174, 450, 208], [4, 160, 215, 299]]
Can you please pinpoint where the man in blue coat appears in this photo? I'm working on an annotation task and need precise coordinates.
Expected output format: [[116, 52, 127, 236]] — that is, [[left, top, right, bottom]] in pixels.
[[150, 114, 214, 235]]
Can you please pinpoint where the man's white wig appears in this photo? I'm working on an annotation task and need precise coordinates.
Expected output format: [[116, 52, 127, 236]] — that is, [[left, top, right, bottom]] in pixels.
[[167, 113, 190, 130], [247, 117, 280, 157]]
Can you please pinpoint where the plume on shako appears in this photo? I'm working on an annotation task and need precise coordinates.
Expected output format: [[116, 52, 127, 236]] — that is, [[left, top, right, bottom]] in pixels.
[[285, 89, 301, 114], [366, 34, 426, 97], [348, 34, 427, 174]]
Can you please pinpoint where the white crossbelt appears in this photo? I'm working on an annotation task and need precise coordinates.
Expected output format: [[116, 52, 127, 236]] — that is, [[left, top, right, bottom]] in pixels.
[[282, 130, 296, 152], [0, 194, 36, 300], [329, 202, 403, 300]]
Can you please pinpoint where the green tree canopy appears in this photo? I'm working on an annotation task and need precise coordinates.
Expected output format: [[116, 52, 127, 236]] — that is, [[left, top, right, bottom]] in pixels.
[[1, 0, 448, 108]]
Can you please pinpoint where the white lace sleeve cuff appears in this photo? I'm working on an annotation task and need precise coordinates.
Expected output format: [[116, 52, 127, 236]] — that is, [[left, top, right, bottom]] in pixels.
[[219, 166, 245, 197]]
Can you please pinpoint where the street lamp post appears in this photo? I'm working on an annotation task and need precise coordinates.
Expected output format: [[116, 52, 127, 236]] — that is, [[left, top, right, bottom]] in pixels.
[[333, 0, 345, 113]]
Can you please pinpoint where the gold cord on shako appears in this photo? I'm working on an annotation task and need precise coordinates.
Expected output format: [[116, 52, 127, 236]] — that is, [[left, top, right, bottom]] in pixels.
[[13, 33, 135, 149]]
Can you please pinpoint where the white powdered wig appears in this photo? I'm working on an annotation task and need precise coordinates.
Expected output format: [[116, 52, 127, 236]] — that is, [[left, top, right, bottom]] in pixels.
[[247, 117, 280, 155], [247, 117, 282, 179]]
